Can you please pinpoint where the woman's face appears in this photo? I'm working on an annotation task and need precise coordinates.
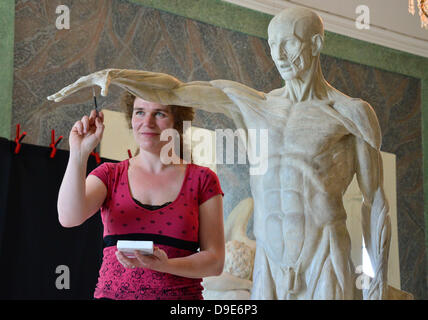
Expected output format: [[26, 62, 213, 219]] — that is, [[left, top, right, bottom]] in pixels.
[[131, 97, 175, 153]]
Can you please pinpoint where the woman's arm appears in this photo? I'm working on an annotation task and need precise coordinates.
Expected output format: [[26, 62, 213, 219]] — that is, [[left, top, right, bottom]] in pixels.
[[166, 193, 225, 277], [57, 110, 107, 227], [116, 194, 225, 278], [58, 168, 107, 228]]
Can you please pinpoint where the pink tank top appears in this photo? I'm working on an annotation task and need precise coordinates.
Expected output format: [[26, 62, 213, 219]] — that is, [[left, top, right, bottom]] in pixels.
[[89, 160, 223, 300]]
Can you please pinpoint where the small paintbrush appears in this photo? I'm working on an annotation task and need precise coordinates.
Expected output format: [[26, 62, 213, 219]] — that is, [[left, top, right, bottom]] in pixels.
[[92, 86, 99, 117]]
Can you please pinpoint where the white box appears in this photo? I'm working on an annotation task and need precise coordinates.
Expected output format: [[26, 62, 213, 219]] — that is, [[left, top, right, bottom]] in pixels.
[[117, 240, 154, 258]]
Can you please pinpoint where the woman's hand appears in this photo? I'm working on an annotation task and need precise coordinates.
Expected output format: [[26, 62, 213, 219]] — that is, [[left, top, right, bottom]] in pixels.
[[69, 109, 104, 157], [47, 69, 113, 102], [115, 247, 169, 272]]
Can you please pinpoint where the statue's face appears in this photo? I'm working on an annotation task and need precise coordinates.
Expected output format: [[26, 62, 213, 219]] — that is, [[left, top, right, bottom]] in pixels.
[[268, 23, 313, 81]]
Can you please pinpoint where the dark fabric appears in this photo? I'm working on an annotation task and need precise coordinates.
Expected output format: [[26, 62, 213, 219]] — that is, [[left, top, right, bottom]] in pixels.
[[0, 137, 105, 299]]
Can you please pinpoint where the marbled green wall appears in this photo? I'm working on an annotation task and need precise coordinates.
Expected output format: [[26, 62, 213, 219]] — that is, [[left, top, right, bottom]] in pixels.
[[0, 0, 14, 139]]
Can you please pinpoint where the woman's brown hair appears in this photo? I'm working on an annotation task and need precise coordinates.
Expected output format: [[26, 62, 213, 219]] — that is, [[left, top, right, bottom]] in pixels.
[[120, 91, 194, 162]]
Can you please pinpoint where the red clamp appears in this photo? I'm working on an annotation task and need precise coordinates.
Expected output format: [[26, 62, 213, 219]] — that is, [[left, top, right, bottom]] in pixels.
[[91, 151, 101, 164], [127, 149, 133, 158], [14, 124, 27, 154], [49, 130, 63, 158]]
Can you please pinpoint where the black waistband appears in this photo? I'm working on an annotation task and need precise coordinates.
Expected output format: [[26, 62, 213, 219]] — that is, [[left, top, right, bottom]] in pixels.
[[103, 233, 199, 252]]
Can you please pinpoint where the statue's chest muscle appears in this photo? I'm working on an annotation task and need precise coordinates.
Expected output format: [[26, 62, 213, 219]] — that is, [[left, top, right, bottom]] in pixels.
[[266, 101, 349, 156]]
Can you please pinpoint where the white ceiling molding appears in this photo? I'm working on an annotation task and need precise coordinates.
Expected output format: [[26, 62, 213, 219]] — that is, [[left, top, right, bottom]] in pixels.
[[224, 0, 428, 58]]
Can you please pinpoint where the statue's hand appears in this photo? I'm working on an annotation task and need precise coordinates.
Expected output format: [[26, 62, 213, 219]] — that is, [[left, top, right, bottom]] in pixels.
[[365, 274, 388, 300], [47, 69, 113, 102]]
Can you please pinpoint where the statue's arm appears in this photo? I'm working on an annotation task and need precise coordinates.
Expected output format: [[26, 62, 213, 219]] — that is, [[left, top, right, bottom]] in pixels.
[[47, 68, 252, 118], [355, 136, 391, 300]]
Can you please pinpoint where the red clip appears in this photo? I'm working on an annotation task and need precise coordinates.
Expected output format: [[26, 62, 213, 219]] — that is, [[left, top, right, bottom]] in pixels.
[[14, 124, 27, 154], [91, 151, 101, 164], [127, 149, 133, 158], [49, 130, 63, 158]]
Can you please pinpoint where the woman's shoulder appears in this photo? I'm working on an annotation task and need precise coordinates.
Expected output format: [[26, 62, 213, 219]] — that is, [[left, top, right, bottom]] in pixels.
[[188, 163, 215, 172], [188, 163, 224, 200], [187, 163, 219, 179], [96, 159, 129, 172]]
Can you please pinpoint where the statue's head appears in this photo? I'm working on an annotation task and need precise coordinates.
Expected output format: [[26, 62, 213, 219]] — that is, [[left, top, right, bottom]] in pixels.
[[268, 7, 324, 81]]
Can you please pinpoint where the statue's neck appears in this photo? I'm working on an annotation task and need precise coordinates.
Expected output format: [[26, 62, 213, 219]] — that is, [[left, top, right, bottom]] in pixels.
[[283, 59, 330, 102]]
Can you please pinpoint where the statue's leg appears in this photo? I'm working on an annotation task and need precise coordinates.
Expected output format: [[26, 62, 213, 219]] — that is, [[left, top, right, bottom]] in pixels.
[[310, 224, 354, 300], [312, 256, 343, 299], [251, 244, 276, 299]]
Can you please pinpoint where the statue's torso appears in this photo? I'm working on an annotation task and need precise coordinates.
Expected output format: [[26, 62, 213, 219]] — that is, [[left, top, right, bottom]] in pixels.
[[244, 96, 356, 267]]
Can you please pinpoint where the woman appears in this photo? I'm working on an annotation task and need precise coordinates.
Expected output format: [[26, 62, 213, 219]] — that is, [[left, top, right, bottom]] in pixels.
[[57, 92, 225, 300]]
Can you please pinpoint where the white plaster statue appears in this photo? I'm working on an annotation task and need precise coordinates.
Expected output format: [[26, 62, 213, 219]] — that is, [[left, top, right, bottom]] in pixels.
[[203, 198, 256, 300], [48, 7, 392, 300]]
